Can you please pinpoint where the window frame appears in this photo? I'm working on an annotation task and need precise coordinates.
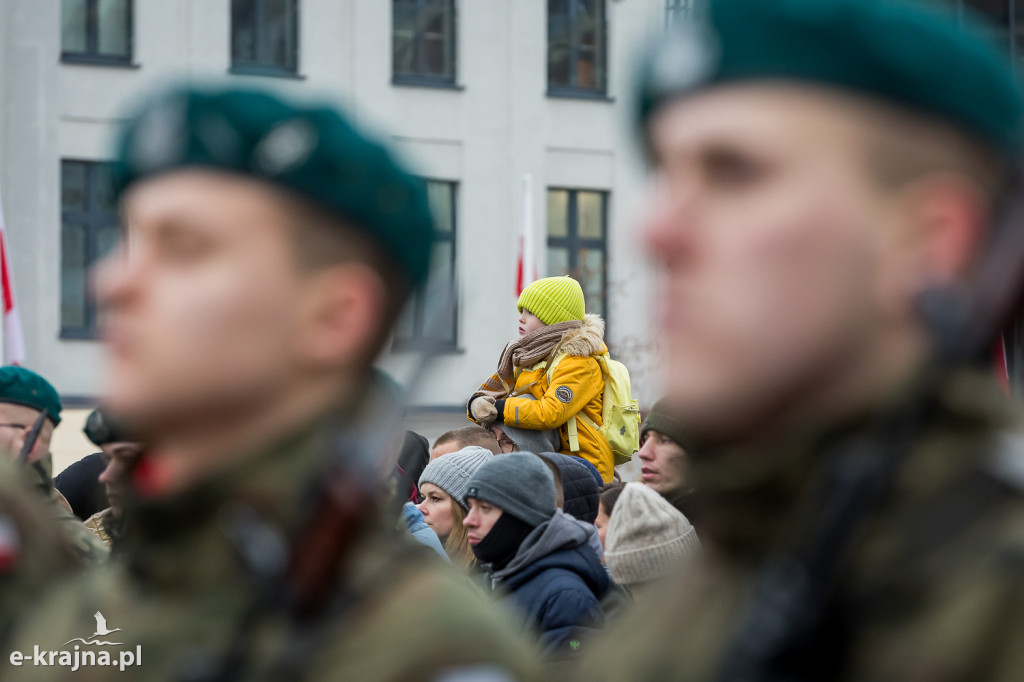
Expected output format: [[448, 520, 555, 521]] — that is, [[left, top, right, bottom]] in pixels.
[[60, 0, 134, 66], [392, 0, 459, 88], [60, 159, 120, 340], [546, 0, 609, 98], [545, 187, 609, 324], [392, 180, 460, 352], [229, 0, 301, 78]]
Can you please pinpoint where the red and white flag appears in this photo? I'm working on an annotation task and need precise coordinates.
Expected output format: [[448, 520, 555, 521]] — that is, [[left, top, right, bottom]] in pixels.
[[0, 191, 25, 365], [516, 174, 537, 296]]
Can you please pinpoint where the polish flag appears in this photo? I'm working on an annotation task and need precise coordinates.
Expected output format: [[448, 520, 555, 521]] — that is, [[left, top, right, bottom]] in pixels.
[[0, 191, 25, 366], [516, 174, 537, 296]]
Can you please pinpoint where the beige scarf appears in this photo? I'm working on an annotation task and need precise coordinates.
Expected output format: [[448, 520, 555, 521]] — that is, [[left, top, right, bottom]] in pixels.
[[478, 320, 581, 399]]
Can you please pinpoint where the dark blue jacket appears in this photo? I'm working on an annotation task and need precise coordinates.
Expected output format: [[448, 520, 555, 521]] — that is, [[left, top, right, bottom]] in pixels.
[[488, 510, 608, 658]]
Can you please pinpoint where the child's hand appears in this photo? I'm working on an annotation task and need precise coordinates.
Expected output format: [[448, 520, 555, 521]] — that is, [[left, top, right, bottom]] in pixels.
[[470, 396, 498, 426]]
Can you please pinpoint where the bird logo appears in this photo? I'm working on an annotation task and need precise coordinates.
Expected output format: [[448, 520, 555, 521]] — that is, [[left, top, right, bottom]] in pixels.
[[63, 612, 123, 646]]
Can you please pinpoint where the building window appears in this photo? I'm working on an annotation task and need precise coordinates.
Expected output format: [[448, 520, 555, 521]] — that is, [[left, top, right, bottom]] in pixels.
[[61, 161, 120, 339], [548, 0, 607, 96], [393, 0, 457, 86], [231, 0, 299, 76], [546, 189, 608, 318], [665, 0, 694, 28], [394, 181, 458, 349], [61, 0, 133, 64]]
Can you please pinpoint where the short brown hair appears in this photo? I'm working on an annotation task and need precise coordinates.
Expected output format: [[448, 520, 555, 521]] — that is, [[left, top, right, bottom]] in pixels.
[[280, 189, 411, 363], [433, 425, 501, 455]]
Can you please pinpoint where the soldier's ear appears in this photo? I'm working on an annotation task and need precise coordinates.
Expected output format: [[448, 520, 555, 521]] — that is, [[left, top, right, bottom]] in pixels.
[[904, 172, 990, 287], [297, 262, 388, 370]]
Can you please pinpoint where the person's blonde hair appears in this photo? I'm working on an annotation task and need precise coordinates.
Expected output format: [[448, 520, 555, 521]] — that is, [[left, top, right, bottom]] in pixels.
[[443, 500, 477, 572]]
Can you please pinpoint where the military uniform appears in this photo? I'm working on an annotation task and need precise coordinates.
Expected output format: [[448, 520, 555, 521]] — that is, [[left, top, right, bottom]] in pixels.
[[0, 460, 83, 647], [3, 86, 536, 680], [576, 370, 1024, 681], [8, 412, 538, 681], [574, 0, 1024, 679], [25, 457, 110, 565]]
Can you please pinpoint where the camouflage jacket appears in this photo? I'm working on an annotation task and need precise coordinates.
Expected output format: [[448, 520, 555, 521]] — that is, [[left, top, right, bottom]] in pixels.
[[0, 461, 84, 647], [5, 416, 539, 681], [573, 369, 1024, 682]]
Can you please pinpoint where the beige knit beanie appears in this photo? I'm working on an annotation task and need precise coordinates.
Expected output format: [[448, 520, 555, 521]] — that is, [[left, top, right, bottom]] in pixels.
[[604, 482, 700, 587]]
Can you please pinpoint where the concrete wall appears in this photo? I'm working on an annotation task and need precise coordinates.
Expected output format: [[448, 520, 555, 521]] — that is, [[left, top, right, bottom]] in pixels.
[[0, 0, 666, 411]]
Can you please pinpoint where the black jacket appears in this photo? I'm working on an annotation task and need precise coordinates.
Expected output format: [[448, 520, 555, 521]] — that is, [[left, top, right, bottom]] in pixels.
[[487, 510, 608, 658]]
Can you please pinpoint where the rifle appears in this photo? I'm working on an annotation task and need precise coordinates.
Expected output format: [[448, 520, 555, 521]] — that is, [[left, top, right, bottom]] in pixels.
[[717, 174, 1024, 682]]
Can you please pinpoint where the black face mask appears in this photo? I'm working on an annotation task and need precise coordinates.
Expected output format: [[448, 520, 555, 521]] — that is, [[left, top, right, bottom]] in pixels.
[[471, 511, 535, 571]]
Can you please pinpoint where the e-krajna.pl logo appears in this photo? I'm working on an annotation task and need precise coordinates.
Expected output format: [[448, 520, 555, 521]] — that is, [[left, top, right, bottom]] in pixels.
[[9, 612, 141, 672]]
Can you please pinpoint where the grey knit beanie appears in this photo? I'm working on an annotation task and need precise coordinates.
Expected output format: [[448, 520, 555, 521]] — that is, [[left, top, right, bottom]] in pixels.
[[604, 483, 700, 587], [418, 446, 494, 509], [465, 452, 556, 527]]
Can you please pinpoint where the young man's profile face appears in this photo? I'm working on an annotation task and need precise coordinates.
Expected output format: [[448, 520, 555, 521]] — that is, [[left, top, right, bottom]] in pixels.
[[643, 84, 919, 441], [96, 170, 333, 431]]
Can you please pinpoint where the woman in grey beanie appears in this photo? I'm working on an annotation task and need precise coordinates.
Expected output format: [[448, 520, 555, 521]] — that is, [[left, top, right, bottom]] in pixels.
[[417, 445, 493, 570], [463, 453, 608, 659]]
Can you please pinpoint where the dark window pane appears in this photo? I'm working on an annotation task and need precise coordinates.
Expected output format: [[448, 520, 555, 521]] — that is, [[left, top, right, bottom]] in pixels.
[[547, 190, 570, 237], [428, 182, 454, 232], [61, 160, 120, 336], [395, 180, 458, 348], [578, 191, 603, 238], [265, 0, 295, 70], [62, 162, 87, 210], [548, 0, 606, 93], [392, 0, 455, 82], [62, 0, 88, 53], [578, 247, 604, 316], [231, 0, 258, 63], [546, 189, 608, 324], [421, 241, 456, 342], [548, 246, 570, 276], [97, 0, 130, 57], [61, 223, 88, 330]]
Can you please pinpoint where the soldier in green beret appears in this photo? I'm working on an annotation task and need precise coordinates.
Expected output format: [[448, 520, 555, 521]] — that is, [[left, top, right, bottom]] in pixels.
[[7, 86, 534, 680], [574, 0, 1024, 680], [0, 366, 109, 566]]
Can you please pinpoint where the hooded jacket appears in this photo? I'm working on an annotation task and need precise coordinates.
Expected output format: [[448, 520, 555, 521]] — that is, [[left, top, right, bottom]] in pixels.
[[540, 452, 601, 524], [484, 510, 609, 658], [474, 315, 615, 482]]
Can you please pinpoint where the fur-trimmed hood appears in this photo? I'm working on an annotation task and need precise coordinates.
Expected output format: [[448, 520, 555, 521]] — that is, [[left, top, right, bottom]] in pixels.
[[559, 314, 605, 357]]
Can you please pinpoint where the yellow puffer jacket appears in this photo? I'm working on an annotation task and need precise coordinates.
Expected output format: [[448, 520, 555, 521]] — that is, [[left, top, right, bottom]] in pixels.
[[472, 315, 614, 482]]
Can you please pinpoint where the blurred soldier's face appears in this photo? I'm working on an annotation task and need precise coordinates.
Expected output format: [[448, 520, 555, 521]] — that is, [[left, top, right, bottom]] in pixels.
[[96, 170, 384, 435], [98, 441, 144, 519], [644, 85, 927, 442]]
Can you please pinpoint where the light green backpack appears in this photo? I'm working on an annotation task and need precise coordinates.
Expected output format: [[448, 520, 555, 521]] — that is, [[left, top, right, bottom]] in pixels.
[[546, 351, 641, 466]]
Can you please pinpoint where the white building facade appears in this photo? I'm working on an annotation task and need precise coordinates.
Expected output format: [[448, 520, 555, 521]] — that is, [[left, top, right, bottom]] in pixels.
[[0, 0, 677, 409]]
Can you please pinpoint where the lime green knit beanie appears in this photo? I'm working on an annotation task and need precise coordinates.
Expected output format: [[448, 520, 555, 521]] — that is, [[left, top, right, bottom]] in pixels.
[[516, 276, 585, 325]]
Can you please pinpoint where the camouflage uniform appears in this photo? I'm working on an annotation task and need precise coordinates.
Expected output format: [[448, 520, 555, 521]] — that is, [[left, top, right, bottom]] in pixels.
[[0, 460, 82, 646], [26, 455, 109, 565], [6, 414, 538, 681], [574, 370, 1024, 681], [83, 508, 112, 550]]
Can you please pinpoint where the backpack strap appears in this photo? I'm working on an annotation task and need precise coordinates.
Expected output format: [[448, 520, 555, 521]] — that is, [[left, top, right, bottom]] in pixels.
[[549, 352, 607, 453]]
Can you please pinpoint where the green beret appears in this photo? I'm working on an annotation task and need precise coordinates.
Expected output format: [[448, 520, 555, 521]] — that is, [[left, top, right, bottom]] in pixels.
[[0, 366, 62, 426], [637, 0, 1024, 154], [112, 86, 436, 288]]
